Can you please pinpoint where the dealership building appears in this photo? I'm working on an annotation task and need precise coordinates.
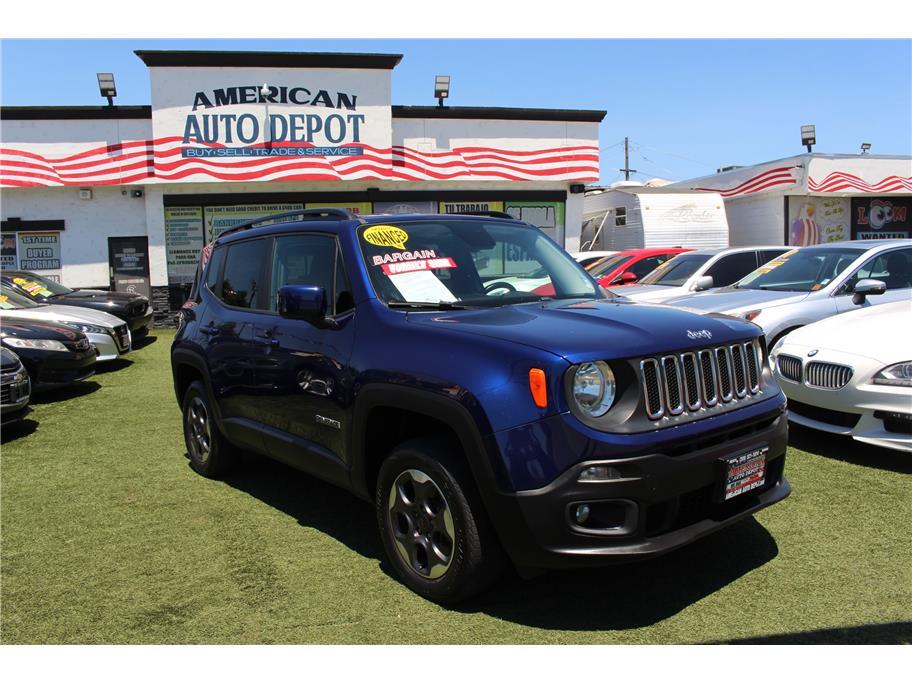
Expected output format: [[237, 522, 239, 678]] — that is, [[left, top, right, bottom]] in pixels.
[[0, 50, 605, 318], [664, 153, 912, 246]]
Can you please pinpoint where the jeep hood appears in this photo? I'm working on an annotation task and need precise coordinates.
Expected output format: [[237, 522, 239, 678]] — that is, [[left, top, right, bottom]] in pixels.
[[405, 298, 760, 363]]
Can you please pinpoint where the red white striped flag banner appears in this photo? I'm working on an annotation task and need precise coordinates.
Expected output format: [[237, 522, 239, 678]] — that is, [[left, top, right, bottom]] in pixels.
[[0, 138, 600, 187]]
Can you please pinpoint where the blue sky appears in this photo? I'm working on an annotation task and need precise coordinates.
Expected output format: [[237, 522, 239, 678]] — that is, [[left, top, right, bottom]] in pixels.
[[2, 39, 910, 183]]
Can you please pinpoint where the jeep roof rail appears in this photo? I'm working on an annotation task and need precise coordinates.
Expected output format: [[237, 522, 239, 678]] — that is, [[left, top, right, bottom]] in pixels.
[[452, 210, 516, 220], [217, 207, 364, 239]]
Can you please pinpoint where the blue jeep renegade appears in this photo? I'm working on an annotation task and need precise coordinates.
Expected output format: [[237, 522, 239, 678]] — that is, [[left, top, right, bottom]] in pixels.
[[172, 208, 790, 603]]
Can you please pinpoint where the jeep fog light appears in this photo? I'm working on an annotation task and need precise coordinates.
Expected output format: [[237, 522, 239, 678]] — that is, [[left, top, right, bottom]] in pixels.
[[574, 504, 591, 524], [571, 361, 616, 417]]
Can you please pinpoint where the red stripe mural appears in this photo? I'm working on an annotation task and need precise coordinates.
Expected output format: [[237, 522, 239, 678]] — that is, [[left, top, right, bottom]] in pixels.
[[808, 171, 912, 194], [0, 138, 600, 186], [692, 165, 912, 197]]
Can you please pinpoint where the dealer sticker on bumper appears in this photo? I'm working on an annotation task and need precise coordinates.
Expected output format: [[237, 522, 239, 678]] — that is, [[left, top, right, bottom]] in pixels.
[[720, 446, 768, 501]]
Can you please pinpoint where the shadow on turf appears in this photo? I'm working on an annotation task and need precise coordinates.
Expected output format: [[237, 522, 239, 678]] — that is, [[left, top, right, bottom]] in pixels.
[[1, 417, 39, 443], [93, 358, 134, 374], [29, 380, 101, 404], [221, 456, 780, 631], [222, 456, 382, 561], [131, 334, 158, 351], [789, 423, 912, 474], [718, 620, 912, 644]]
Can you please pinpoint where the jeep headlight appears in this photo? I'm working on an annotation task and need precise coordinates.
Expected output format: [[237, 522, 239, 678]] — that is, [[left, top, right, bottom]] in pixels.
[[571, 361, 616, 417], [872, 361, 912, 388]]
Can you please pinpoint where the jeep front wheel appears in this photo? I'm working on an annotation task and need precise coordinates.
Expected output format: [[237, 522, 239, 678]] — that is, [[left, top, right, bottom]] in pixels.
[[376, 437, 505, 603]]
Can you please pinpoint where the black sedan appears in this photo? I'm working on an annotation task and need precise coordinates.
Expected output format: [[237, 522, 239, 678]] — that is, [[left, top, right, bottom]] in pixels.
[[1, 270, 153, 338], [0, 318, 97, 392], [1, 347, 31, 425]]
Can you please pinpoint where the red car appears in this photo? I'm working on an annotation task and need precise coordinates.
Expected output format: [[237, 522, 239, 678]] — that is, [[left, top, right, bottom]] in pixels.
[[534, 247, 692, 296]]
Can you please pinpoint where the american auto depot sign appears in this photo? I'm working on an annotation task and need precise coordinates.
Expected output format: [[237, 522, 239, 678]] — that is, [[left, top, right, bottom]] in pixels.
[[148, 66, 393, 181]]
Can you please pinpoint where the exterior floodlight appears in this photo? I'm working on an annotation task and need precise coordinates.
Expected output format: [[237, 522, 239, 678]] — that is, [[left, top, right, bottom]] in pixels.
[[434, 75, 450, 107], [801, 124, 816, 153], [97, 72, 116, 106], [861, 142, 871, 154]]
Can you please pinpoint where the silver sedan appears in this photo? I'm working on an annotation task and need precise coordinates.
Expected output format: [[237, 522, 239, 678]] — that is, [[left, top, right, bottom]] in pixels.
[[663, 239, 912, 347]]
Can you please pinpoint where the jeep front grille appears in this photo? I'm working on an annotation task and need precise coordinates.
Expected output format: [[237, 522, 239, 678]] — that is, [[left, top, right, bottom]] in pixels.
[[805, 361, 853, 390], [640, 340, 763, 421]]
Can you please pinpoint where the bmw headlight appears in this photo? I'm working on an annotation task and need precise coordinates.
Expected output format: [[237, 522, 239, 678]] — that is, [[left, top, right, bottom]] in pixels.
[[571, 361, 616, 417], [872, 361, 912, 388], [65, 322, 107, 335], [4, 338, 68, 352]]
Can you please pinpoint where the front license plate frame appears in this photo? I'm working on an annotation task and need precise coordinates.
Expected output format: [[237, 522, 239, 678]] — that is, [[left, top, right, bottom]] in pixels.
[[717, 446, 768, 502]]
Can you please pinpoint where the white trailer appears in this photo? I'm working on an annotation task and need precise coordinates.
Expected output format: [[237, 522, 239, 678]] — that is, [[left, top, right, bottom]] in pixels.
[[580, 186, 730, 252]]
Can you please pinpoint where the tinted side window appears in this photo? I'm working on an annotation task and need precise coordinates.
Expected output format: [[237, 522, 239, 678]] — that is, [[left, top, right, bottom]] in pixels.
[[269, 234, 336, 312], [220, 239, 269, 309], [758, 249, 788, 265], [205, 246, 226, 295], [705, 252, 761, 287], [629, 255, 665, 279], [844, 248, 912, 292]]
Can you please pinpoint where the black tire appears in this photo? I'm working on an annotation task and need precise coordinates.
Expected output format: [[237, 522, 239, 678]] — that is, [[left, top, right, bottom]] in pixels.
[[376, 436, 506, 604], [181, 380, 238, 478]]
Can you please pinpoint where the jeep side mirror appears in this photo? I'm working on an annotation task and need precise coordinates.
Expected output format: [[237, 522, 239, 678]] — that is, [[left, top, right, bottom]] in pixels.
[[613, 271, 638, 285], [278, 285, 328, 325], [851, 278, 886, 305], [692, 275, 714, 292]]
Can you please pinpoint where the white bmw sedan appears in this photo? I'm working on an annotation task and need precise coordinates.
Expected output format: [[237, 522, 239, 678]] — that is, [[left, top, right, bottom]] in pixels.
[[770, 300, 912, 453]]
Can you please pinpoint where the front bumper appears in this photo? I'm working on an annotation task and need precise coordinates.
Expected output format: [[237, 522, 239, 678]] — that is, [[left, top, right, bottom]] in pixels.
[[483, 401, 790, 569], [127, 308, 154, 336], [87, 329, 130, 362], [27, 348, 96, 391], [782, 381, 912, 454], [1, 370, 31, 423]]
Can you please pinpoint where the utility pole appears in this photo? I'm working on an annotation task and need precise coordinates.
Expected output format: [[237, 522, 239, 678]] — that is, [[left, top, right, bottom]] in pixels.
[[619, 137, 637, 180]]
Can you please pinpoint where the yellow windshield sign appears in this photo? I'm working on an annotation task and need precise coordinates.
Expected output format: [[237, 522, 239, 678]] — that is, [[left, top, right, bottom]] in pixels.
[[363, 225, 409, 250]]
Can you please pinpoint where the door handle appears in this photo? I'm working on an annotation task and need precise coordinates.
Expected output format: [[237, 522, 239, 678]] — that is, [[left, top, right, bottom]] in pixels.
[[255, 329, 280, 347], [199, 324, 217, 336]]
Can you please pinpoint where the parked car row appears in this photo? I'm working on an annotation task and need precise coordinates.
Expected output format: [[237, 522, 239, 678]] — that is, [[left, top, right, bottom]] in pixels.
[[0, 269, 155, 428]]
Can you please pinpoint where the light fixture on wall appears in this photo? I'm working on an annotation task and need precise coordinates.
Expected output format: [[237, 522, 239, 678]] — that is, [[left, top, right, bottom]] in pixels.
[[97, 73, 117, 106], [801, 124, 816, 153], [860, 142, 871, 154], [434, 75, 450, 108]]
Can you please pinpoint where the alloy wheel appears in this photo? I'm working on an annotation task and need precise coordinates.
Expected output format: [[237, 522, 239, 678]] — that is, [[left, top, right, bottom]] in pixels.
[[387, 469, 455, 579], [186, 396, 211, 463]]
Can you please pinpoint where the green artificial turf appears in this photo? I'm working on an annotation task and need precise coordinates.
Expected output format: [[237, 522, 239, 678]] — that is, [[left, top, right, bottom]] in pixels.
[[2, 329, 910, 644]]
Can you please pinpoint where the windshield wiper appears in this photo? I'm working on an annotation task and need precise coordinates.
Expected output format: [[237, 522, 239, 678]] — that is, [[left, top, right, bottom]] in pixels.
[[388, 301, 474, 310]]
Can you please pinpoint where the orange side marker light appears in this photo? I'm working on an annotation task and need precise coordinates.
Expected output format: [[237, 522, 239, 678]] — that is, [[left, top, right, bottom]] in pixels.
[[528, 368, 548, 409]]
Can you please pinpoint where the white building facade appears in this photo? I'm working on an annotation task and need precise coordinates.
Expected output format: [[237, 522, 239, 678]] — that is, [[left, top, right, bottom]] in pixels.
[[1, 50, 604, 317], [664, 153, 912, 247]]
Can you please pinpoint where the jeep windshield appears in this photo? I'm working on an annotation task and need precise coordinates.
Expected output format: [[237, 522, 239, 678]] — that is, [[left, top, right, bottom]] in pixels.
[[358, 220, 603, 308], [735, 247, 860, 292]]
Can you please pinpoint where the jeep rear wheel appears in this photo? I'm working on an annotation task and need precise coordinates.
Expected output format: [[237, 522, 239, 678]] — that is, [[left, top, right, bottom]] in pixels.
[[181, 380, 237, 478], [376, 437, 505, 603]]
